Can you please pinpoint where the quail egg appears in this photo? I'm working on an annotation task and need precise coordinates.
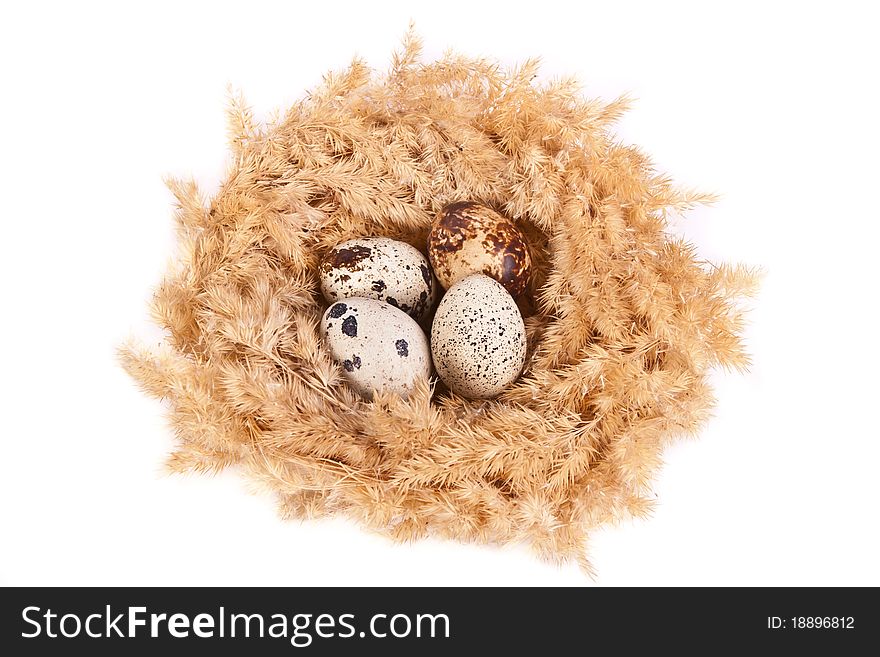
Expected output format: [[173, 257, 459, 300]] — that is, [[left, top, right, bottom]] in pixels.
[[431, 274, 526, 399], [427, 201, 532, 297], [321, 297, 432, 399], [320, 237, 437, 323]]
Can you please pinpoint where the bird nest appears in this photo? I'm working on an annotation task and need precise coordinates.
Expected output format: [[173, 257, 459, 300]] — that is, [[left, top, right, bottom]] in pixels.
[[121, 30, 757, 575]]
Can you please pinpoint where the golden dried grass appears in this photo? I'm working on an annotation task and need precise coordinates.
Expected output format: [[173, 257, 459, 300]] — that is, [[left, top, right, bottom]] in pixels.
[[120, 28, 757, 575]]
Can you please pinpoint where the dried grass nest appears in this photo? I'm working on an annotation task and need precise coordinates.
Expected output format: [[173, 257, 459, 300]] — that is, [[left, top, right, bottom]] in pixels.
[[121, 30, 757, 575]]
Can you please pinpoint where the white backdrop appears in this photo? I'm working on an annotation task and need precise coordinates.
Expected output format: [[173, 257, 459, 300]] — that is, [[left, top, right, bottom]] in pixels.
[[1, 0, 878, 586]]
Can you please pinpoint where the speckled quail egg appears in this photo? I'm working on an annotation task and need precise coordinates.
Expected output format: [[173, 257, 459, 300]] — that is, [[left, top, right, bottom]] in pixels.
[[427, 201, 532, 297], [320, 237, 437, 323], [321, 297, 432, 399], [431, 274, 527, 399]]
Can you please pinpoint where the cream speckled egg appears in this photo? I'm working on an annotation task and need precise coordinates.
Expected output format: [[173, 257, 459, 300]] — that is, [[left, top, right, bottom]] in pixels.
[[431, 274, 527, 399], [320, 237, 437, 323], [321, 297, 431, 399], [427, 201, 532, 297]]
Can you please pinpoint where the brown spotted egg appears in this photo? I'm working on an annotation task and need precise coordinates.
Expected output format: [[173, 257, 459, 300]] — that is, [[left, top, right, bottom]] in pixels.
[[427, 201, 532, 297], [321, 297, 431, 399], [320, 237, 437, 323], [431, 274, 526, 399]]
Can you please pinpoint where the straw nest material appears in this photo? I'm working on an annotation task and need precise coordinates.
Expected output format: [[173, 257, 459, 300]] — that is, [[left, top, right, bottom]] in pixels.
[[120, 29, 757, 575]]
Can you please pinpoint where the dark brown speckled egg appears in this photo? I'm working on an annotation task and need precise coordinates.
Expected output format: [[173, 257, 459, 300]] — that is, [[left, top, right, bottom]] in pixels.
[[427, 201, 532, 297]]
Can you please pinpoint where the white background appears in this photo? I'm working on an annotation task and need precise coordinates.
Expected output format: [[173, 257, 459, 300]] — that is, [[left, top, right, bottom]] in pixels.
[[1, 0, 878, 586]]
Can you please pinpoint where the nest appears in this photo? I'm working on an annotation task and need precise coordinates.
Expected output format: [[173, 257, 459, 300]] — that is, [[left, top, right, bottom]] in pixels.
[[121, 30, 757, 575]]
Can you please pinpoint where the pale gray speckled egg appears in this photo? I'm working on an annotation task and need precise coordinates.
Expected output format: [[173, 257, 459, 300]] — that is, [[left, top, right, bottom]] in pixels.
[[321, 297, 432, 399], [431, 274, 526, 399], [320, 237, 437, 323]]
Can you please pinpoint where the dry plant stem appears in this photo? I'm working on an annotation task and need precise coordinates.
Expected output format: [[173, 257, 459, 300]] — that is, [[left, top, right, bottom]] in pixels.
[[120, 28, 757, 575]]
